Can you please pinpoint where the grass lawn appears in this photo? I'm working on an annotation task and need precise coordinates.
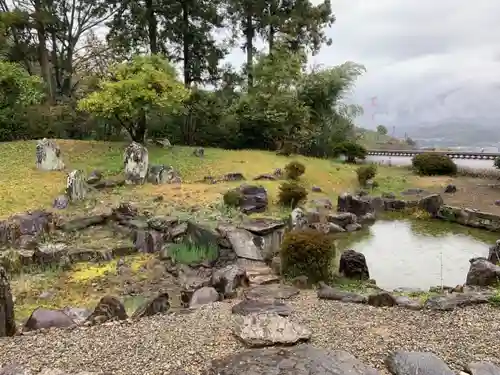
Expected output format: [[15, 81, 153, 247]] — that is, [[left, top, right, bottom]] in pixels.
[[0, 139, 431, 219]]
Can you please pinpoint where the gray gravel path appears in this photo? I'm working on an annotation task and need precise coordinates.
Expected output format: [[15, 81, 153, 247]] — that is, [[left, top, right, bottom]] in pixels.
[[1, 291, 499, 375]]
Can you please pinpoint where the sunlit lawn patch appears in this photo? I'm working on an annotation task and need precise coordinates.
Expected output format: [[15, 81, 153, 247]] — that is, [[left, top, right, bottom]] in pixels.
[[0, 139, 428, 218]]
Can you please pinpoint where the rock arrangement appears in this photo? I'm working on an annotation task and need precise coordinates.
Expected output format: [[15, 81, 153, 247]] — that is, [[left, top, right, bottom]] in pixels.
[[35, 138, 65, 171]]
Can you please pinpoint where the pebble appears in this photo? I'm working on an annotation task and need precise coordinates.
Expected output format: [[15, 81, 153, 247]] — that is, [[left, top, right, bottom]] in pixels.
[[0, 291, 499, 374]]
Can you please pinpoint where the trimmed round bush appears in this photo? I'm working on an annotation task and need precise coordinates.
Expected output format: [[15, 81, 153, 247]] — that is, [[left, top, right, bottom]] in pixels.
[[280, 229, 336, 282], [278, 181, 307, 208], [412, 153, 457, 176], [356, 164, 377, 186], [333, 141, 367, 163], [223, 189, 242, 206], [284, 160, 306, 180]]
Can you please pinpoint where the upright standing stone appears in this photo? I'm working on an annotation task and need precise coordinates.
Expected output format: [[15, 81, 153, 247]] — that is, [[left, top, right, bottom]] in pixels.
[[66, 170, 87, 201], [0, 266, 16, 337], [124, 142, 149, 184], [35, 138, 65, 171]]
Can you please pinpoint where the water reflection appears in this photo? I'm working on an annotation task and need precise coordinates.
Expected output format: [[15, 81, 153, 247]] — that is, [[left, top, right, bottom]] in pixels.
[[337, 220, 497, 290]]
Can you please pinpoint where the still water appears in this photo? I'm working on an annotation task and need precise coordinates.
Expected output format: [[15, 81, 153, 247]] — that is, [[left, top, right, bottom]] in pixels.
[[338, 219, 498, 291], [367, 155, 495, 169]]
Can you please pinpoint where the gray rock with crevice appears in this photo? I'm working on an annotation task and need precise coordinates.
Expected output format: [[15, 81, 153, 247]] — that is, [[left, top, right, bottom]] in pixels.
[[232, 313, 311, 347]]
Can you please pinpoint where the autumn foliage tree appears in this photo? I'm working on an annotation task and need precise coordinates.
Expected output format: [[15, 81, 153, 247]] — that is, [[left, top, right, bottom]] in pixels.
[[77, 55, 189, 143]]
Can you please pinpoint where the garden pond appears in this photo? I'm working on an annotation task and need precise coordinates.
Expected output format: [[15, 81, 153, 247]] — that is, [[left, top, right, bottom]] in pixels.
[[337, 218, 499, 291]]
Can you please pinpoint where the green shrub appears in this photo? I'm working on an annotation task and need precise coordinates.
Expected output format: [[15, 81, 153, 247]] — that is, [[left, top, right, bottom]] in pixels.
[[284, 161, 306, 180], [169, 243, 219, 265], [412, 153, 457, 176], [278, 181, 308, 208], [332, 141, 367, 163], [223, 189, 243, 207], [356, 164, 377, 186], [494, 156, 500, 170], [0, 250, 23, 273], [280, 229, 336, 282]]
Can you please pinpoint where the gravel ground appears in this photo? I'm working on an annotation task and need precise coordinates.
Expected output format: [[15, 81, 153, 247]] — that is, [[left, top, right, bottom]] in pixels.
[[1, 291, 500, 375]]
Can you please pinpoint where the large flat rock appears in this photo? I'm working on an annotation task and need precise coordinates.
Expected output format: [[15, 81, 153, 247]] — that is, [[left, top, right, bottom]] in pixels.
[[385, 351, 455, 375], [204, 344, 380, 375]]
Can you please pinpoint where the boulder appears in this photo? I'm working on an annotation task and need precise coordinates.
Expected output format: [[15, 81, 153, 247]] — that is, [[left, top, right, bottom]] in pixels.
[[133, 230, 164, 253], [211, 264, 249, 298], [244, 284, 299, 300], [189, 287, 220, 308], [65, 170, 87, 201], [86, 170, 103, 185], [418, 194, 444, 217], [23, 308, 75, 332], [204, 345, 380, 375], [444, 184, 457, 193], [424, 292, 491, 311], [487, 240, 500, 264], [193, 147, 204, 157], [317, 282, 367, 304], [0, 266, 16, 337], [465, 362, 500, 375], [52, 195, 69, 209], [35, 138, 65, 171], [367, 291, 396, 307], [131, 292, 170, 319], [147, 164, 181, 184], [154, 138, 172, 148], [223, 172, 245, 181], [221, 227, 264, 261], [85, 296, 128, 325], [385, 351, 454, 375], [34, 243, 68, 265], [232, 299, 293, 316], [465, 258, 500, 287], [327, 212, 357, 228], [337, 193, 374, 216], [290, 207, 308, 230], [124, 142, 149, 184], [61, 307, 92, 325], [229, 184, 269, 214], [232, 313, 311, 347], [339, 250, 370, 280]]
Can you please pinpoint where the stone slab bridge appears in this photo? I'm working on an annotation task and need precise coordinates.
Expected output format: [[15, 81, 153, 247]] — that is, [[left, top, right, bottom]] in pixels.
[[367, 149, 500, 160]]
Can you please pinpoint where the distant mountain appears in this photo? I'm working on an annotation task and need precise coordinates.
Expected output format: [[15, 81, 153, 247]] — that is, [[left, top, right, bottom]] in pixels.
[[393, 118, 500, 147]]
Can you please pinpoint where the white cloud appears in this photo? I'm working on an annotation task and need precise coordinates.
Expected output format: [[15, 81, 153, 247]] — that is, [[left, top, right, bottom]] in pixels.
[[227, 0, 500, 129]]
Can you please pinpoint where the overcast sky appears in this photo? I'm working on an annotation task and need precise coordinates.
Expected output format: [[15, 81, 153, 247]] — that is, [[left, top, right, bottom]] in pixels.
[[226, 0, 500, 129]]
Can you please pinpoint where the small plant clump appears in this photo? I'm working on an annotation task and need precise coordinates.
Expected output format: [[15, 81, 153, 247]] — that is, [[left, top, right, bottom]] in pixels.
[[412, 153, 457, 176], [223, 189, 243, 207], [169, 242, 219, 265], [280, 228, 336, 283], [278, 181, 308, 208], [356, 164, 377, 186], [284, 160, 306, 180]]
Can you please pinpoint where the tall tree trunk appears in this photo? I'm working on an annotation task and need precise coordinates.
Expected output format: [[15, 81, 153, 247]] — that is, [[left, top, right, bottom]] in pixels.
[[33, 0, 54, 100], [131, 112, 147, 143], [145, 0, 157, 54], [268, 24, 275, 53], [182, 0, 191, 87], [245, 12, 254, 88]]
